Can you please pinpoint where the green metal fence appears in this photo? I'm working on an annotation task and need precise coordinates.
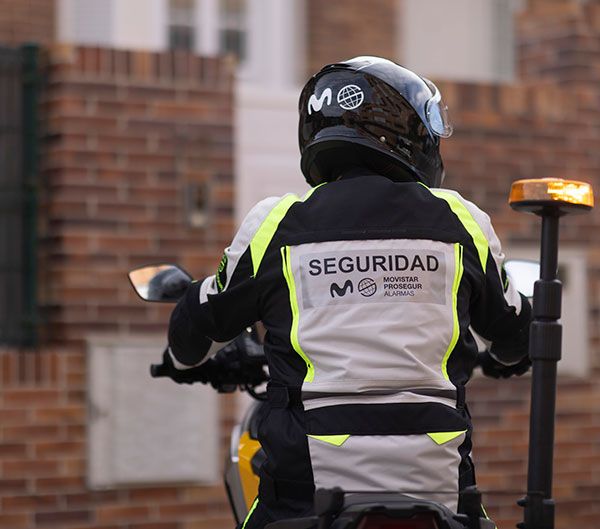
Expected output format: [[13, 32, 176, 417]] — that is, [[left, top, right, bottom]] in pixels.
[[0, 44, 40, 347]]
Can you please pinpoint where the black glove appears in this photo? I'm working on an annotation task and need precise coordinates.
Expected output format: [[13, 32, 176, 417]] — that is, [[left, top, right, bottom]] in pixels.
[[478, 350, 531, 379], [152, 348, 215, 384]]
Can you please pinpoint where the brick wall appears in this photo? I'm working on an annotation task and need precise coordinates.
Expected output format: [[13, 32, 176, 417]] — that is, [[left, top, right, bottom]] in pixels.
[[305, 0, 398, 77], [38, 45, 235, 344], [518, 0, 600, 85], [0, 46, 238, 529], [0, 0, 55, 47]]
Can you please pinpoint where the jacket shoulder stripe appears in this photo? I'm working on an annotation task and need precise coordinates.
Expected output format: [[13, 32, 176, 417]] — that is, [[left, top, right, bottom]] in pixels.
[[250, 194, 299, 276], [249, 184, 326, 276], [430, 189, 488, 272]]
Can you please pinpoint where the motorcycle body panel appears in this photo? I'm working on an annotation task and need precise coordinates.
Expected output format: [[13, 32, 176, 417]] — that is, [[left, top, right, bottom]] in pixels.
[[225, 400, 264, 522]]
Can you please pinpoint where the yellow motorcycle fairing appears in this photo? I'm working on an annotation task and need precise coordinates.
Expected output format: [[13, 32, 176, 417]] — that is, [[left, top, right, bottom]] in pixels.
[[238, 430, 262, 509]]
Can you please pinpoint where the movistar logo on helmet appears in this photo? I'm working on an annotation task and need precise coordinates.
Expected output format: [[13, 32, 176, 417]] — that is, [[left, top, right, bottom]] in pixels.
[[307, 84, 364, 115], [337, 85, 364, 110], [308, 88, 332, 115]]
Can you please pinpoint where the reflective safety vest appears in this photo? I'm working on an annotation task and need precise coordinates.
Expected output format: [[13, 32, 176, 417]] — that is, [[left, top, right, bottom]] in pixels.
[[170, 171, 531, 512]]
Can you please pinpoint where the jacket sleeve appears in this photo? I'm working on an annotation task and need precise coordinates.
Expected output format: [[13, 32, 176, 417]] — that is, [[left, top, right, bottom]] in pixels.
[[464, 202, 532, 366], [167, 195, 283, 369]]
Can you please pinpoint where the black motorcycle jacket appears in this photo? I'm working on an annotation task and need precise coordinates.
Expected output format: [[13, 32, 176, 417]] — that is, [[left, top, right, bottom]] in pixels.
[[168, 168, 532, 513]]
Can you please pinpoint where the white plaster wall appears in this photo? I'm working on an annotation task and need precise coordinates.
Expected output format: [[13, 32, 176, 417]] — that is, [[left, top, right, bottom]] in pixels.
[[235, 84, 309, 224], [88, 338, 219, 488], [58, 0, 165, 50], [57, 0, 114, 46], [113, 0, 166, 51], [240, 0, 306, 87], [507, 247, 590, 378], [401, 0, 518, 82]]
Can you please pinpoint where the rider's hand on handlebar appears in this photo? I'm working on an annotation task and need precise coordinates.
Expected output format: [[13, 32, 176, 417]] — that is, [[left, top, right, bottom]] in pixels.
[[477, 350, 531, 379], [151, 348, 214, 384]]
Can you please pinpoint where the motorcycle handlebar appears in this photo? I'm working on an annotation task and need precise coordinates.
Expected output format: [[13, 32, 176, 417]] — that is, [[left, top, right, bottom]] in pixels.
[[150, 363, 170, 378]]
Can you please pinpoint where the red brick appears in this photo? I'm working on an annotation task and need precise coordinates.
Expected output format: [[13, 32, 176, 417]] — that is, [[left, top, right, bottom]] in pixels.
[[0, 443, 28, 458], [34, 441, 85, 458], [0, 479, 29, 494], [35, 509, 91, 526], [96, 505, 150, 523], [158, 502, 210, 519], [3, 459, 61, 478], [1, 425, 62, 442], [2, 389, 61, 406], [127, 487, 180, 503], [35, 476, 86, 493], [0, 408, 30, 424], [2, 494, 59, 511], [128, 523, 179, 529], [34, 406, 85, 424], [0, 0, 54, 45], [0, 513, 30, 529], [64, 490, 120, 507]]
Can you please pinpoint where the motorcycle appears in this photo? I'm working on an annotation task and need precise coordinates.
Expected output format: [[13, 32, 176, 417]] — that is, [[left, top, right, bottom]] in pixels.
[[127, 177, 593, 529]]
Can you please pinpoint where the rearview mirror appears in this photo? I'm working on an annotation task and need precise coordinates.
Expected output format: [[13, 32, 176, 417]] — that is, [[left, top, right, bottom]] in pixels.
[[504, 259, 540, 298], [128, 264, 193, 302]]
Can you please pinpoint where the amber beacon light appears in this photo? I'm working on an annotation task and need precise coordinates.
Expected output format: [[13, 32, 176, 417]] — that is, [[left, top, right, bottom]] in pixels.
[[509, 177, 594, 215], [509, 176, 593, 529]]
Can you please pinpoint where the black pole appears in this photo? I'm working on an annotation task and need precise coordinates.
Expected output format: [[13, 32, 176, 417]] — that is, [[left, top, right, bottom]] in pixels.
[[519, 214, 562, 529], [539, 216, 559, 281], [21, 43, 40, 348]]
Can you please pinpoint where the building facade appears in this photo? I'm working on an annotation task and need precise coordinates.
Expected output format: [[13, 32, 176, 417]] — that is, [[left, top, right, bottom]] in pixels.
[[0, 1, 599, 528]]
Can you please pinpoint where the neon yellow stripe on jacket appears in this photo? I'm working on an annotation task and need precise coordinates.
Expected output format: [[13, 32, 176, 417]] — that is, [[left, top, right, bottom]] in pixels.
[[281, 246, 314, 383], [431, 190, 488, 272], [441, 243, 464, 380], [241, 497, 259, 529], [427, 430, 467, 445], [249, 185, 325, 276], [250, 194, 299, 276]]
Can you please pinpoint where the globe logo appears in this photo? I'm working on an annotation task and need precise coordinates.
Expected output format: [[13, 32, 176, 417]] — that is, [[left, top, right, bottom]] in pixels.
[[358, 278, 377, 297], [337, 84, 364, 110]]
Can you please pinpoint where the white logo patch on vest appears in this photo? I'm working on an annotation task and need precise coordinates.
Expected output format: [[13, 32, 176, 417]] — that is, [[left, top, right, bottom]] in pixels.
[[298, 248, 447, 309]]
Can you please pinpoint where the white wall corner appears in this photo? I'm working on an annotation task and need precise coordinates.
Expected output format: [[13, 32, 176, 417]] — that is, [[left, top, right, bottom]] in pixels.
[[87, 336, 220, 488], [506, 246, 590, 378]]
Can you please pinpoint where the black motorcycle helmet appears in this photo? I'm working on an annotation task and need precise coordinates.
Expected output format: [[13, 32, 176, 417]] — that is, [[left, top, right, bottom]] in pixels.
[[298, 56, 453, 188]]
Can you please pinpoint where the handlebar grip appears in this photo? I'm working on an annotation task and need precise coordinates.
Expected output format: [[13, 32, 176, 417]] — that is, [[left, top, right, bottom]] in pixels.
[[150, 363, 170, 378]]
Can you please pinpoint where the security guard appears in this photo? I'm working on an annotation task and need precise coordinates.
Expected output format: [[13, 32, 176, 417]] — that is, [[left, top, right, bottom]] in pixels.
[[166, 57, 532, 528]]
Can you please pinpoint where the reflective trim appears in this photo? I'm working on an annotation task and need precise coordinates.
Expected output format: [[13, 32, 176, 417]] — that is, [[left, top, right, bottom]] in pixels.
[[480, 505, 498, 529], [427, 430, 467, 445], [250, 195, 299, 276], [288, 238, 456, 394], [241, 497, 259, 529], [249, 184, 325, 277], [431, 190, 488, 272], [441, 243, 463, 380], [308, 434, 350, 446], [281, 246, 315, 383], [307, 433, 462, 512]]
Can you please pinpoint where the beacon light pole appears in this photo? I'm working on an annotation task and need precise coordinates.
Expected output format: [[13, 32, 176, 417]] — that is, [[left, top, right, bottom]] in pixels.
[[509, 178, 594, 529]]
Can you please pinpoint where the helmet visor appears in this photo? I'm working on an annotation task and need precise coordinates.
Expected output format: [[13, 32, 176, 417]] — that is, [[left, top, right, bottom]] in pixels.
[[424, 79, 453, 138]]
